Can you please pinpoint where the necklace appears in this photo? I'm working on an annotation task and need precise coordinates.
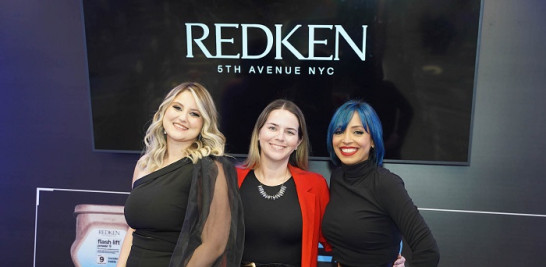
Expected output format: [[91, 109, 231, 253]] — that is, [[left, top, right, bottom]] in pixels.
[[257, 184, 287, 200], [253, 168, 290, 200]]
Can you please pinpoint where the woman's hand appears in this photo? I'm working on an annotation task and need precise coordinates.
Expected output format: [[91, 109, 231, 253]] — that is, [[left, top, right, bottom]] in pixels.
[[393, 254, 406, 267]]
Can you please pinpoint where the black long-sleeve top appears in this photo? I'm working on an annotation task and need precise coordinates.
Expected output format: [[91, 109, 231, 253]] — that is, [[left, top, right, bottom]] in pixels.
[[322, 160, 439, 267]]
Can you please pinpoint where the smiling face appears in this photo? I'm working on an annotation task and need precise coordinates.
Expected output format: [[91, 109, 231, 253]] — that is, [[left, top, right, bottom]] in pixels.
[[162, 90, 204, 149], [332, 112, 374, 165], [258, 109, 302, 164]]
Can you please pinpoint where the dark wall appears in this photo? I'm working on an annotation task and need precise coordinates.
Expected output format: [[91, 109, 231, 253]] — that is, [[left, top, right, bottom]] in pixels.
[[0, 1, 139, 265], [1, 0, 545, 266]]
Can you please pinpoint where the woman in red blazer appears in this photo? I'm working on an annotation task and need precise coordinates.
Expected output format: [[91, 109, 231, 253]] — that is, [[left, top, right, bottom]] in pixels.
[[235, 99, 405, 267], [236, 99, 331, 267]]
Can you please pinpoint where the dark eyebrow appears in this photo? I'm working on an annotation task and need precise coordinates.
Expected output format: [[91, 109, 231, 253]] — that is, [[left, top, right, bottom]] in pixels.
[[172, 101, 200, 113], [265, 122, 297, 131]]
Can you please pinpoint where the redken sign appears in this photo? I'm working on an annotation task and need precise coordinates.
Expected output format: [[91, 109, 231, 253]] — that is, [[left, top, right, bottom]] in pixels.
[[185, 23, 367, 61], [83, 0, 481, 164]]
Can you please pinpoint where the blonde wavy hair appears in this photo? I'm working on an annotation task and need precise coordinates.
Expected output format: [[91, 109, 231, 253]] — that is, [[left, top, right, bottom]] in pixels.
[[138, 82, 225, 171], [243, 99, 310, 170]]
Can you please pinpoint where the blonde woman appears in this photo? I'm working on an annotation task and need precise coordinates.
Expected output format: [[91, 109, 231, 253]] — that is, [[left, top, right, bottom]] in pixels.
[[117, 82, 244, 267]]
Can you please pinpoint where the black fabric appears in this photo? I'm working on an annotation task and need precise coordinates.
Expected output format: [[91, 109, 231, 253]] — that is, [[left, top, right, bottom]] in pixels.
[[169, 156, 245, 267], [322, 160, 439, 267], [124, 156, 244, 267], [240, 171, 302, 266], [125, 158, 193, 267]]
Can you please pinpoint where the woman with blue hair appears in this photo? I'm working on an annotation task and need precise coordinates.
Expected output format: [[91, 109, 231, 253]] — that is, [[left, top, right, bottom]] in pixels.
[[322, 100, 439, 267]]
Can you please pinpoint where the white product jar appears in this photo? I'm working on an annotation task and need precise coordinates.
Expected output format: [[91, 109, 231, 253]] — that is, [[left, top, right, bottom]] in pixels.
[[70, 204, 128, 267]]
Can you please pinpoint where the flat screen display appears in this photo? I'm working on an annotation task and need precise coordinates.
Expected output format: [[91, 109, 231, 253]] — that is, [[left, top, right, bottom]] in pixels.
[[83, 0, 481, 164]]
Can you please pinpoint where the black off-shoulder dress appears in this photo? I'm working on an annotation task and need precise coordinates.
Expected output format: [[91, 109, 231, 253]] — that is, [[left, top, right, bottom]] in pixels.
[[124, 156, 244, 267]]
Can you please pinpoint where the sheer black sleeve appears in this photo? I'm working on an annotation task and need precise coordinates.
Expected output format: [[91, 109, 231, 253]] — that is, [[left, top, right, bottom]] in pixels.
[[169, 156, 245, 267]]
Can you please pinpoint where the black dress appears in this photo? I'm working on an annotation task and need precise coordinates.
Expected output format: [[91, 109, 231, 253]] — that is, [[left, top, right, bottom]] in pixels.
[[125, 158, 192, 267], [124, 156, 245, 267]]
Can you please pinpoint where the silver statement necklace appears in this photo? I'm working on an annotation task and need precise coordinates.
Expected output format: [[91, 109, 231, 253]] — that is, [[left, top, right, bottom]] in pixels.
[[255, 169, 289, 200], [257, 183, 287, 200]]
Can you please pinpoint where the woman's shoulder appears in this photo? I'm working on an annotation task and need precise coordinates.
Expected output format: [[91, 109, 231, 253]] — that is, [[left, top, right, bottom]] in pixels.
[[374, 166, 404, 186], [289, 165, 317, 175], [289, 165, 327, 183], [199, 154, 231, 164], [132, 159, 150, 185], [197, 155, 238, 171], [375, 166, 400, 177], [235, 164, 249, 172]]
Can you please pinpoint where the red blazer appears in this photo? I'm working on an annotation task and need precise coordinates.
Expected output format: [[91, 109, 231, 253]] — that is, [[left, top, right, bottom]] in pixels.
[[237, 165, 331, 267]]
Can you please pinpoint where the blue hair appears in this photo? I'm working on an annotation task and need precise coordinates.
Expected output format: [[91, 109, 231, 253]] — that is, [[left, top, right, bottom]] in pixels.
[[326, 100, 385, 166]]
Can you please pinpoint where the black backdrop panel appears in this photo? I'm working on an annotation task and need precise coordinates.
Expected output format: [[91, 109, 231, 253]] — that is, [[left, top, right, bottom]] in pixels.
[[83, 0, 481, 164]]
